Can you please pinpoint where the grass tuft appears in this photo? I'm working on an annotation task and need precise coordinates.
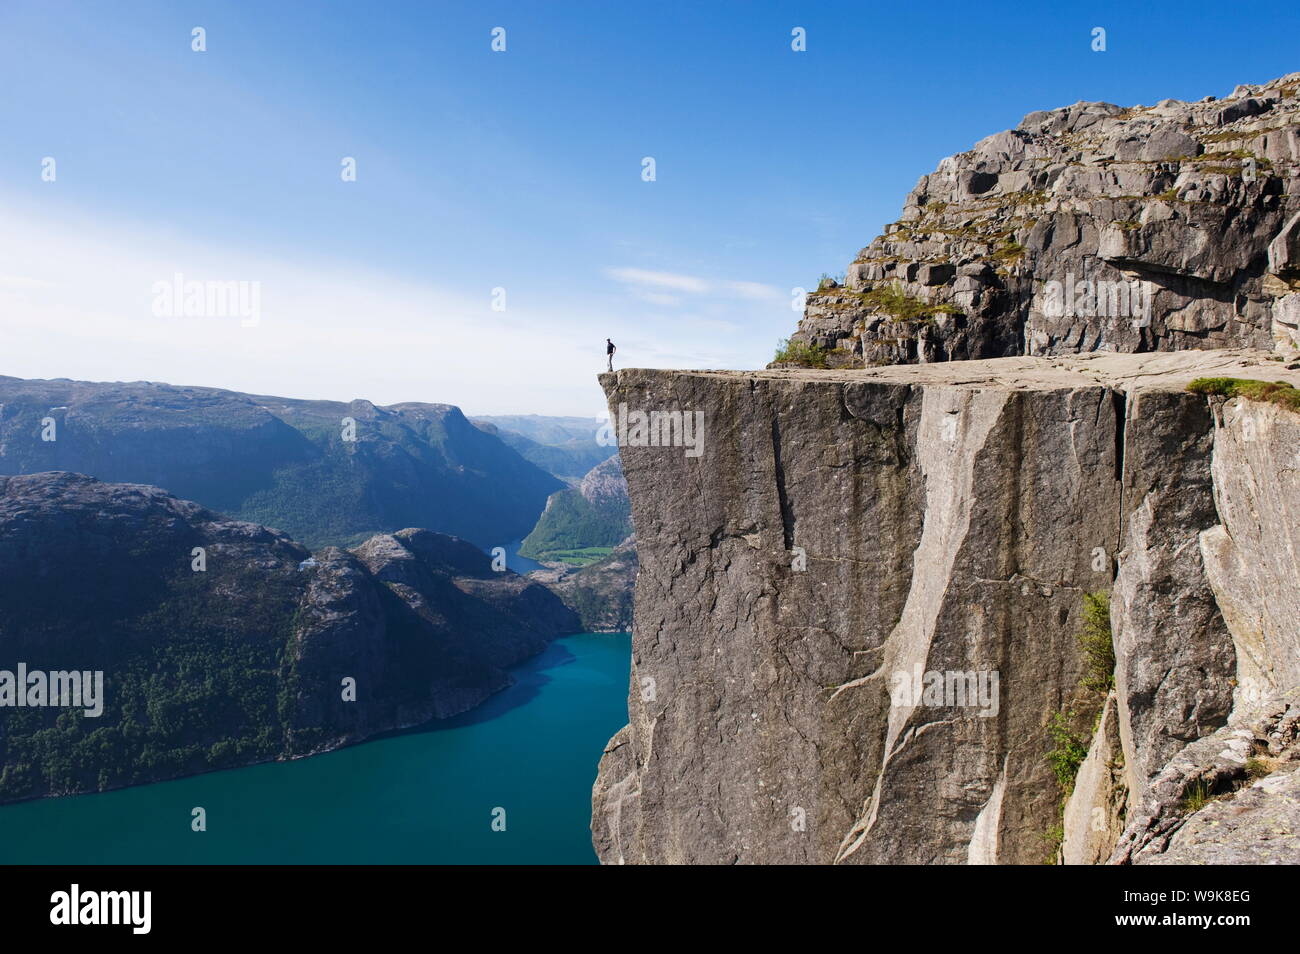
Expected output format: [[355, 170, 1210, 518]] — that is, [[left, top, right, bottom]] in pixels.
[[1179, 778, 1217, 814], [1245, 755, 1280, 779]]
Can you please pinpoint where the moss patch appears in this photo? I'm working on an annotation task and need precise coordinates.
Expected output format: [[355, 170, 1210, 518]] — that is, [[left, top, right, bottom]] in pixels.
[[1187, 377, 1300, 413]]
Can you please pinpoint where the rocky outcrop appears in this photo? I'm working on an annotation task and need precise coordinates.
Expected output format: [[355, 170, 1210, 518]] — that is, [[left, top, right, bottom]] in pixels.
[[0, 376, 563, 550], [1111, 688, 1300, 864], [593, 349, 1300, 864], [532, 535, 638, 633], [1200, 399, 1300, 697], [785, 74, 1300, 367], [0, 472, 579, 803]]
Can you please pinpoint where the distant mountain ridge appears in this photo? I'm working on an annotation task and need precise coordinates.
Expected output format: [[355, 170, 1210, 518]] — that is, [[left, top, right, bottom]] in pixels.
[[0, 376, 563, 550], [471, 414, 615, 481]]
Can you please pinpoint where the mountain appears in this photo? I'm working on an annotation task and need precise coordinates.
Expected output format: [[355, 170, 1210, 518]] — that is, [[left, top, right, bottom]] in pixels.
[[783, 71, 1300, 368], [595, 74, 1300, 866], [0, 472, 579, 804], [518, 455, 631, 564], [471, 414, 615, 481], [0, 376, 563, 550], [472, 415, 605, 446]]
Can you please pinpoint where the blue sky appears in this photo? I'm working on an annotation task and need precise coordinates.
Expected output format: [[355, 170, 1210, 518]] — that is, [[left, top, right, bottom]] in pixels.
[[2, 1, 1298, 415]]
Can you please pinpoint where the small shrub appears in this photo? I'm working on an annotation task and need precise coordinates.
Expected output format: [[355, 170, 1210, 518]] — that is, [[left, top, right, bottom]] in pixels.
[[1078, 591, 1114, 694], [1040, 824, 1065, 865], [1046, 710, 1089, 795], [772, 337, 830, 369], [861, 282, 961, 322]]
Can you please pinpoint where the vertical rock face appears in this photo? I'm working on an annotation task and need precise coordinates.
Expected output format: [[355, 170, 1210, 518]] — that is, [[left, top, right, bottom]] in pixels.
[[1111, 390, 1235, 794], [592, 351, 1300, 864], [1200, 401, 1300, 697], [1060, 692, 1126, 865]]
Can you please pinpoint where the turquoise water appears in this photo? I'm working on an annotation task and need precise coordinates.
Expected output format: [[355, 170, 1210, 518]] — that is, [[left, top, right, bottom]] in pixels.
[[501, 539, 547, 573], [0, 633, 631, 864]]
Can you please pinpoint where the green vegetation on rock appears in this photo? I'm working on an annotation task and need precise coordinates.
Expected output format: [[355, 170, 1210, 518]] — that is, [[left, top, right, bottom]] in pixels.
[[772, 338, 831, 368], [1041, 589, 1115, 860], [861, 283, 962, 321], [519, 456, 631, 564], [1078, 591, 1115, 694], [519, 489, 630, 563], [1188, 377, 1300, 413]]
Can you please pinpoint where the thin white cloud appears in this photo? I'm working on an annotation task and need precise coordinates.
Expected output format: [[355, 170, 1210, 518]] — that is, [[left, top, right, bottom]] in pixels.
[[634, 290, 683, 306], [0, 202, 796, 415], [0, 274, 55, 290], [605, 267, 710, 293], [0, 203, 621, 415], [605, 267, 781, 303], [726, 280, 782, 301]]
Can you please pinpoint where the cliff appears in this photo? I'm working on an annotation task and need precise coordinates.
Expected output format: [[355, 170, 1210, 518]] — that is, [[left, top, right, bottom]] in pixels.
[[786, 72, 1300, 367], [0, 472, 578, 803], [592, 349, 1300, 864], [594, 73, 1300, 865]]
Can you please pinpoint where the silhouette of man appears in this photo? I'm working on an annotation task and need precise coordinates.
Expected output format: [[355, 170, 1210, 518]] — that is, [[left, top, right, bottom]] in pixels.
[[606, 338, 616, 372]]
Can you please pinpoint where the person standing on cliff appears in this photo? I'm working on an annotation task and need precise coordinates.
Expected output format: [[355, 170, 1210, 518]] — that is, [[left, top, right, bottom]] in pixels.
[[606, 338, 616, 372]]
